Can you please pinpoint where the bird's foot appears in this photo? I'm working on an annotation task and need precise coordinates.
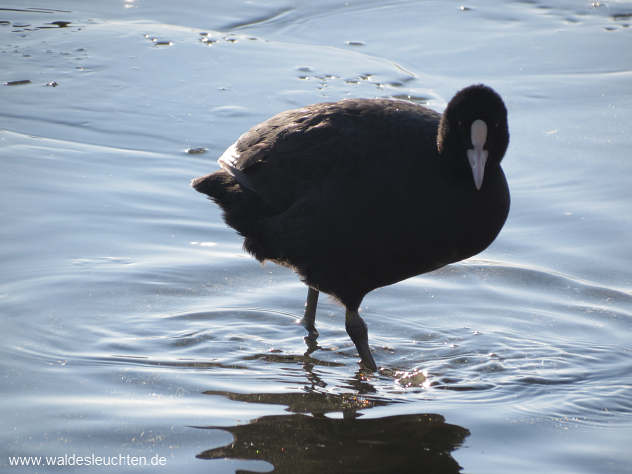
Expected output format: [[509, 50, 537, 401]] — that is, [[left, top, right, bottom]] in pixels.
[[345, 310, 378, 372], [301, 321, 320, 356], [358, 349, 378, 372], [300, 319, 319, 339]]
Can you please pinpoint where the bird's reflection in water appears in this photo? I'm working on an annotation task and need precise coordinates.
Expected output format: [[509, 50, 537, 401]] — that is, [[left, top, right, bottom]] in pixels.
[[194, 390, 469, 474]]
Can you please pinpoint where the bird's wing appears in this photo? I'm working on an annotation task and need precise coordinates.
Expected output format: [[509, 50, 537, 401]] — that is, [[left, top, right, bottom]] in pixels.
[[218, 99, 439, 211]]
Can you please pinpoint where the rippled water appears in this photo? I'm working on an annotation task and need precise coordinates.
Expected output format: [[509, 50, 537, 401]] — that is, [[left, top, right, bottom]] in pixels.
[[2, 1, 631, 473]]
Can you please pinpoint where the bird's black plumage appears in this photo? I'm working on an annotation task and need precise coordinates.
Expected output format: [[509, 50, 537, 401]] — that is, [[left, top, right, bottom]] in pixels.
[[192, 84, 510, 371]]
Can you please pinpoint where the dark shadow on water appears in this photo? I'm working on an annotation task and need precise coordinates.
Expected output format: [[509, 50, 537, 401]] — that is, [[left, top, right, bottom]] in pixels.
[[202, 390, 390, 415], [193, 391, 469, 474]]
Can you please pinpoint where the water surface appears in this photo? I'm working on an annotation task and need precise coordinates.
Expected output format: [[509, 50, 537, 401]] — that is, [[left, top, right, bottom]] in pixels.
[[2, 1, 631, 473]]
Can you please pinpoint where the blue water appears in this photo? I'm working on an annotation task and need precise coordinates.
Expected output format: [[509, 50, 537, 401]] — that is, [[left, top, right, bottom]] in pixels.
[[2, 1, 631, 472]]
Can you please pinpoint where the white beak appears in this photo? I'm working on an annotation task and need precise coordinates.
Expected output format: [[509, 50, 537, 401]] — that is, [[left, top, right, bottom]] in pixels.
[[466, 119, 488, 191]]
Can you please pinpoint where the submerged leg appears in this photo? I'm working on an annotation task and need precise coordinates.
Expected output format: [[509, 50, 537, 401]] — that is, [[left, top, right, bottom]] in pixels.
[[300, 286, 319, 340], [345, 309, 377, 371]]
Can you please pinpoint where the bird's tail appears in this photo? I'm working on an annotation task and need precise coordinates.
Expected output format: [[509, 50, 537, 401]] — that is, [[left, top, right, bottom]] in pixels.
[[191, 170, 270, 261]]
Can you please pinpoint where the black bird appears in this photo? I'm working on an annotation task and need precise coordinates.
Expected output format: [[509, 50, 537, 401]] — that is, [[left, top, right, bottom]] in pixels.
[[192, 84, 510, 371]]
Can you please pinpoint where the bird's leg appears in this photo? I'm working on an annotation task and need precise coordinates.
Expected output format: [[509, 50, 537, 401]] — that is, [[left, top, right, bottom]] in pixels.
[[300, 286, 319, 340], [345, 309, 377, 371]]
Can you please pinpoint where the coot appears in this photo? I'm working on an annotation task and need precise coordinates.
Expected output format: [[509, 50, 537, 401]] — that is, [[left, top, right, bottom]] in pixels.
[[192, 84, 510, 371]]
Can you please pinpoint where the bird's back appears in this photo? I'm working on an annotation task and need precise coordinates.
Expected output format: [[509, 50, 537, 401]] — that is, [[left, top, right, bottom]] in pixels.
[[217, 99, 440, 211]]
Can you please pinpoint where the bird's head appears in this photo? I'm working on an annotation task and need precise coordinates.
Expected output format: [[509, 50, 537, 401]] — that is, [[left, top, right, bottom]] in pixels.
[[437, 84, 509, 190]]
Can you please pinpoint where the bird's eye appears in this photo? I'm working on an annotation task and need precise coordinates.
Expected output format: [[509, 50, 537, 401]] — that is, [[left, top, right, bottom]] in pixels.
[[495, 122, 500, 128], [457, 120, 463, 127]]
